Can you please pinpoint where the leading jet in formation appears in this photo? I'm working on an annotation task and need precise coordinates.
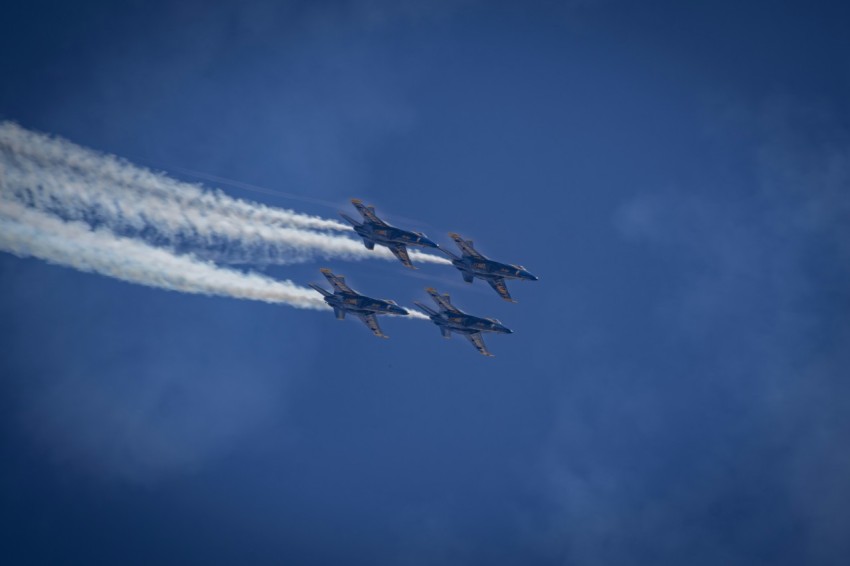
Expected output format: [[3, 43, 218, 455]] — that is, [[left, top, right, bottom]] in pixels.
[[309, 268, 408, 338], [440, 233, 538, 302], [340, 199, 439, 269], [414, 287, 512, 357]]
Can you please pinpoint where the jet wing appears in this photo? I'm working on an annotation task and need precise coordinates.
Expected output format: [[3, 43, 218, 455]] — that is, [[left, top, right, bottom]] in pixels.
[[487, 277, 515, 302], [449, 233, 484, 259], [320, 268, 355, 294], [351, 199, 388, 226], [465, 332, 494, 357], [357, 313, 388, 338], [388, 243, 414, 269], [426, 287, 461, 314]]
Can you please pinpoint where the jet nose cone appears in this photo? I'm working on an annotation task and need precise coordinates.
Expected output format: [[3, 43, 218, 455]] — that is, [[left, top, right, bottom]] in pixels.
[[419, 236, 438, 248], [392, 305, 409, 315], [522, 270, 538, 281], [499, 325, 513, 334]]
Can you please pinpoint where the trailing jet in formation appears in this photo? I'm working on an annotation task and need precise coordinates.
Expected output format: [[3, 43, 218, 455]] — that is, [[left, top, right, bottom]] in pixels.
[[414, 287, 512, 357], [440, 233, 538, 302], [341, 199, 439, 269], [309, 268, 408, 338]]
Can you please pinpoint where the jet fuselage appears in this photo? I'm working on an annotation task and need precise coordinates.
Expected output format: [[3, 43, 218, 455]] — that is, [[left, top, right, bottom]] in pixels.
[[426, 311, 512, 335], [451, 256, 538, 282], [352, 223, 436, 249], [322, 291, 407, 317]]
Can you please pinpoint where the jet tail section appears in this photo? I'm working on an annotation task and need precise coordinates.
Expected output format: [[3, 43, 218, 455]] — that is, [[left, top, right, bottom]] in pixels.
[[339, 212, 362, 227], [414, 301, 438, 317], [448, 232, 484, 259], [436, 245, 460, 260], [350, 199, 388, 226], [308, 283, 331, 297], [425, 287, 461, 314]]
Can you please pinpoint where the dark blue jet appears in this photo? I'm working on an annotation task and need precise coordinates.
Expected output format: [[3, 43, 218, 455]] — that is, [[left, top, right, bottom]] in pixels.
[[414, 287, 513, 357], [340, 199, 439, 269], [309, 268, 408, 338], [439, 233, 538, 302]]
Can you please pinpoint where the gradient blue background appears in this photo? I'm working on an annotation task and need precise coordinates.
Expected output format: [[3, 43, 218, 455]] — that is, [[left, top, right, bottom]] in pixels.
[[2, 1, 849, 564]]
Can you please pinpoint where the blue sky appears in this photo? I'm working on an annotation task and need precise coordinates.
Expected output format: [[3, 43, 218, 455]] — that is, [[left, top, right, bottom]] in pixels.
[[1, 1, 849, 564]]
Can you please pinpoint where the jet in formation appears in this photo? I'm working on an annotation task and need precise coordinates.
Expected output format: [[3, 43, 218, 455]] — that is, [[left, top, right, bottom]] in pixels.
[[309, 268, 408, 338], [440, 233, 539, 302], [340, 199, 439, 269], [415, 287, 512, 357]]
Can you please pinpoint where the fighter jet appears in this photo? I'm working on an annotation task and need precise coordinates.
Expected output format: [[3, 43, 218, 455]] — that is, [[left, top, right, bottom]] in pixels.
[[439, 233, 538, 302], [414, 287, 512, 357], [309, 268, 408, 338], [340, 199, 439, 269]]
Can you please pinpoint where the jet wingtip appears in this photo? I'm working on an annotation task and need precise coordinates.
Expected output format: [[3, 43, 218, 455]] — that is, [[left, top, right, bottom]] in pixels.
[[351, 198, 362, 204]]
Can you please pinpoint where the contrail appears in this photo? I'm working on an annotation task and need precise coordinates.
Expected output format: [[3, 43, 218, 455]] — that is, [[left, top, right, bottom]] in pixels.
[[0, 200, 431, 319], [0, 122, 450, 267], [0, 199, 329, 310], [0, 121, 348, 232]]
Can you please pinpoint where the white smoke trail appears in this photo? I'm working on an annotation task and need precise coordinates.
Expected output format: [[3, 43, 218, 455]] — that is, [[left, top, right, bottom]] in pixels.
[[0, 121, 348, 232], [0, 198, 432, 318], [0, 122, 450, 266], [406, 310, 431, 321], [0, 199, 329, 310]]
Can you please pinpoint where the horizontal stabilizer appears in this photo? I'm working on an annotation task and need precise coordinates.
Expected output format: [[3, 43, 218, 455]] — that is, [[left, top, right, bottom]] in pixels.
[[339, 212, 361, 227], [414, 301, 438, 316], [436, 245, 460, 260], [308, 283, 331, 297]]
